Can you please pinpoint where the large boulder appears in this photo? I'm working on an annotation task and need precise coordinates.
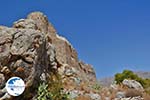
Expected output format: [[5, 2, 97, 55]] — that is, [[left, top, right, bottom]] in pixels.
[[122, 79, 144, 91]]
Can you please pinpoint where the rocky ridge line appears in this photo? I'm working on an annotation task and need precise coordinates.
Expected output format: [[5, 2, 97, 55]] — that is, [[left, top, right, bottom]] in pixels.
[[0, 12, 97, 100]]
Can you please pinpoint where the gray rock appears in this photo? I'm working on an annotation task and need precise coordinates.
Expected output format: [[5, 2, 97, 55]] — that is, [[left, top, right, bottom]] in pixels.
[[114, 96, 144, 100], [69, 90, 79, 99], [0, 27, 52, 99], [13, 19, 37, 29], [122, 79, 144, 91], [0, 73, 5, 88], [69, 90, 84, 99], [88, 93, 101, 100], [64, 67, 76, 77], [116, 91, 126, 98]]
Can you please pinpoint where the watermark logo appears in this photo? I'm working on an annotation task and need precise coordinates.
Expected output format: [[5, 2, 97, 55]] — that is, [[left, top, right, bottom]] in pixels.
[[6, 77, 25, 96]]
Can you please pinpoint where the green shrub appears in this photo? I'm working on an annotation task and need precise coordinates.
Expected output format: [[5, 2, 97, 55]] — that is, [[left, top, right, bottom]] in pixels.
[[114, 70, 150, 89], [48, 72, 70, 100], [115, 70, 139, 84], [92, 82, 101, 91], [37, 83, 52, 100], [37, 71, 70, 100], [115, 70, 141, 84]]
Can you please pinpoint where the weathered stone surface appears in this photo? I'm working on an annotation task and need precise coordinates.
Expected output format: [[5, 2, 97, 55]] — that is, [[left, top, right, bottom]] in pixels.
[[114, 96, 144, 100], [52, 34, 78, 65], [27, 12, 49, 33], [116, 92, 126, 98], [122, 79, 144, 91], [0, 74, 5, 88], [87, 93, 101, 100], [13, 19, 37, 29], [79, 61, 96, 83], [0, 26, 60, 99], [0, 12, 98, 100]]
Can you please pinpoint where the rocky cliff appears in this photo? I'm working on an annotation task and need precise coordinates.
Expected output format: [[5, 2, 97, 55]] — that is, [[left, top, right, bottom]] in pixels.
[[0, 12, 98, 100], [0, 12, 148, 100]]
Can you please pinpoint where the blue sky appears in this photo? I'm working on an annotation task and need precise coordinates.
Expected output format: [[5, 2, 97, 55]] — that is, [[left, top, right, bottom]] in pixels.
[[1, 0, 150, 78]]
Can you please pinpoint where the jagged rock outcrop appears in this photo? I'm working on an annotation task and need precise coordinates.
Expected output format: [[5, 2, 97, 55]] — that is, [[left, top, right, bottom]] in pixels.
[[0, 12, 97, 100]]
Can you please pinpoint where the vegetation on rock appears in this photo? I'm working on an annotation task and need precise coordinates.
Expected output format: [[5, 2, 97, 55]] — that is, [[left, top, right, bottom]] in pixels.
[[115, 70, 150, 91], [37, 72, 70, 100]]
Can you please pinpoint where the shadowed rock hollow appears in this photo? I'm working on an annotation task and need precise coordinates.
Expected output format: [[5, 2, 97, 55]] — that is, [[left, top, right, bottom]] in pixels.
[[0, 12, 98, 100]]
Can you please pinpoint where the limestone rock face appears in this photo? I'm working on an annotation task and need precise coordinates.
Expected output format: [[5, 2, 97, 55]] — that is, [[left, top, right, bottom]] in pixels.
[[0, 12, 97, 100]]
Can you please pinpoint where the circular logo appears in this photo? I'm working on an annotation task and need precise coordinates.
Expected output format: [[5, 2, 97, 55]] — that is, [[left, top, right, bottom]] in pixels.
[[6, 77, 25, 96]]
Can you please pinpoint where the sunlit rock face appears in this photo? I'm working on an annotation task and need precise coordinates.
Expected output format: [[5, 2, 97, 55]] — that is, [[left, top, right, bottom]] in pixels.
[[0, 12, 97, 100]]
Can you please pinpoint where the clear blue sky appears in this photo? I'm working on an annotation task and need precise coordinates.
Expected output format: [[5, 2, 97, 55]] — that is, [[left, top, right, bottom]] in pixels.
[[1, 0, 150, 78]]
